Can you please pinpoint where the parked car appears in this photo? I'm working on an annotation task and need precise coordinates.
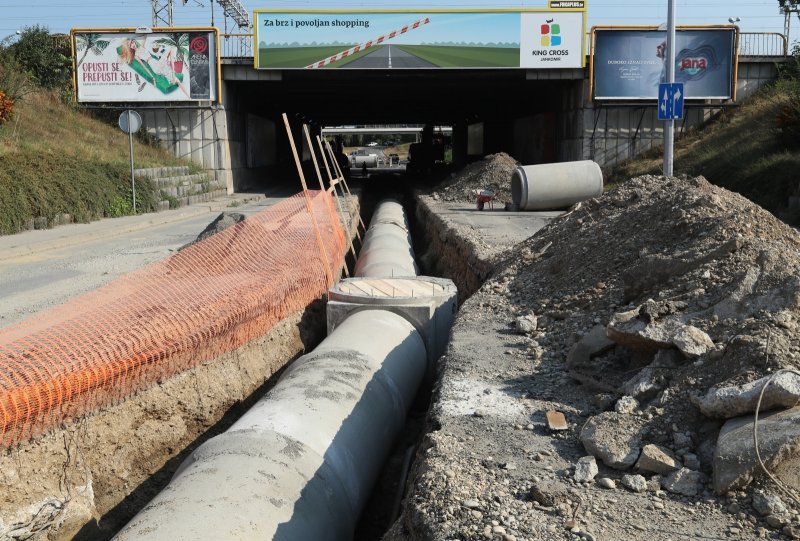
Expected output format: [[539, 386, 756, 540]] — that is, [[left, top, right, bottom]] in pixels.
[[367, 141, 379, 147]]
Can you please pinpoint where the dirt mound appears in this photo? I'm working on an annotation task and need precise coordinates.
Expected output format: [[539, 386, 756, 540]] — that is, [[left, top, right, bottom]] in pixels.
[[394, 175, 800, 540], [494, 174, 800, 497], [432, 153, 519, 204]]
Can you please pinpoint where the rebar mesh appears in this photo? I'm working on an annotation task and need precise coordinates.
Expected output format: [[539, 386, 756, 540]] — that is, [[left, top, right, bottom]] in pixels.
[[0, 190, 346, 448]]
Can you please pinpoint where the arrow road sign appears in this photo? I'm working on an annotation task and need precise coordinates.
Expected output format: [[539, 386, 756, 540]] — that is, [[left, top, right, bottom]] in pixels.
[[658, 82, 684, 120]]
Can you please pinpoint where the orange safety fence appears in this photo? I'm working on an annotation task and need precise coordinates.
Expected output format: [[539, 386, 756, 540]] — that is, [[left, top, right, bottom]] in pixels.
[[0, 190, 346, 448]]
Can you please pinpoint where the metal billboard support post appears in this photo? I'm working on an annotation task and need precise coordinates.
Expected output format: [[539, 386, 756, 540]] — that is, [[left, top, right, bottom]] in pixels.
[[664, 0, 676, 177], [119, 110, 142, 213], [128, 111, 137, 213]]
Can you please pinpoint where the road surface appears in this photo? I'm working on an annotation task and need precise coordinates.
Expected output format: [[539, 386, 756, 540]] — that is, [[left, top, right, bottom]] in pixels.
[[342, 45, 437, 69], [0, 194, 285, 329]]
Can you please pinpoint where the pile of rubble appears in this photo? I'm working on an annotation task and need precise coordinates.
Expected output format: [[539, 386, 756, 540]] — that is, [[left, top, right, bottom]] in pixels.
[[431, 153, 519, 204], [504, 175, 800, 531], [395, 174, 800, 540]]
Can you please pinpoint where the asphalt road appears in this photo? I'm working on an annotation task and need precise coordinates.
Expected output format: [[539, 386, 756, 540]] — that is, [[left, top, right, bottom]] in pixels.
[[0, 195, 281, 329], [342, 45, 437, 69]]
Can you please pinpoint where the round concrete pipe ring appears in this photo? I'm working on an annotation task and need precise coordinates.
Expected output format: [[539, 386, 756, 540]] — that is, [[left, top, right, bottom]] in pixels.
[[511, 160, 604, 211], [113, 310, 428, 541]]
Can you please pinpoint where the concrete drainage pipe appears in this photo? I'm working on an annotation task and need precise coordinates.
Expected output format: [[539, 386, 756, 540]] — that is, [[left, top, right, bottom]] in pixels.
[[511, 160, 603, 211], [113, 198, 457, 541], [113, 310, 428, 541], [354, 199, 418, 277]]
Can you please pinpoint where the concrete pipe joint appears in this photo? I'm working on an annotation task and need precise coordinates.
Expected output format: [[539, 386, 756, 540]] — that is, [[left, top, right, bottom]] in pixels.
[[511, 160, 603, 211], [113, 309, 428, 541]]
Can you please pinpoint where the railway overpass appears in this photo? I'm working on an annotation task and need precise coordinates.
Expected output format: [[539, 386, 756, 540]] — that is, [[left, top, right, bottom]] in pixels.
[[131, 32, 788, 193]]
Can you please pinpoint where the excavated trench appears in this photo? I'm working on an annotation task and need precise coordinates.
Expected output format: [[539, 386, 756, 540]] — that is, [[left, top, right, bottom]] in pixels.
[[352, 181, 494, 540], [0, 182, 489, 541]]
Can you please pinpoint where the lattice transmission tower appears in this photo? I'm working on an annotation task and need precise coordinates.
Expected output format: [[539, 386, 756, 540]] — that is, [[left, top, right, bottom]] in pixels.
[[150, 0, 251, 29], [151, 0, 174, 27]]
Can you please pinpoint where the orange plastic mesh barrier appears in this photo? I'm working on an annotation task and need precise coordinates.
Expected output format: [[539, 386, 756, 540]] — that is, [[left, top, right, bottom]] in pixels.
[[0, 190, 346, 448]]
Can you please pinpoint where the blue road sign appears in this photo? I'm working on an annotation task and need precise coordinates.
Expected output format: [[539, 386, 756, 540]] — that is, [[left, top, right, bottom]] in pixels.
[[658, 82, 684, 120]]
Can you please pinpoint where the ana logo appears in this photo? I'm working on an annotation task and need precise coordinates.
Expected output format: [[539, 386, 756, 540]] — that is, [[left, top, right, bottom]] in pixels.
[[680, 57, 707, 76], [676, 45, 716, 80], [540, 18, 562, 47]]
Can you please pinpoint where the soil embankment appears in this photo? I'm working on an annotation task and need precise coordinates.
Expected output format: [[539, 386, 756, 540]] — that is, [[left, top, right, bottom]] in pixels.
[[392, 174, 800, 540]]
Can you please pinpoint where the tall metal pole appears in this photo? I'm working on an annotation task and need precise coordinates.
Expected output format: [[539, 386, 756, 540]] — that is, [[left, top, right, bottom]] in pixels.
[[128, 110, 137, 213], [663, 0, 676, 177]]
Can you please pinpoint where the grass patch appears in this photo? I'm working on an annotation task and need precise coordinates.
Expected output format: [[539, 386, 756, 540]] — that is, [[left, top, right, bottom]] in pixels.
[[257, 45, 375, 68], [610, 79, 800, 216], [0, 90, 187, 234], [394, 45, 519, 68]]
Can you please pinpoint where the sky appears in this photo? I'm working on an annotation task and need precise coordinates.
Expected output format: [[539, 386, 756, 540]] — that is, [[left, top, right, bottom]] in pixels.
[[1, 0, 798, 49]]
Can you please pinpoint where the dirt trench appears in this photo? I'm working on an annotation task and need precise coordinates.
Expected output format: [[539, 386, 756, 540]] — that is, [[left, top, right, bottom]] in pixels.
[[0, 304, 327, 541]]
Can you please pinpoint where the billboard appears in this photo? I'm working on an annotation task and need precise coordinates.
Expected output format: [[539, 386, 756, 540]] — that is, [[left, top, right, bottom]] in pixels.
[[71, 28, 220, 103], [592, 27, 737, 100], [254, 10, 586, 70]]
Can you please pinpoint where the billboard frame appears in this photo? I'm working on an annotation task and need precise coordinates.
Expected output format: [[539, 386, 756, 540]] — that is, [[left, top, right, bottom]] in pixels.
[[70, 26, 223, 104], [589, 25, 739, 102], [253, 8, 588, 70]]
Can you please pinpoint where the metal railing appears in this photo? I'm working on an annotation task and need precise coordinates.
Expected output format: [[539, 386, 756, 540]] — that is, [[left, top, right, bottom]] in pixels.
[[224, 31, 789, 60], [738, 32, 788, 57], [221, 33, 253, 58]]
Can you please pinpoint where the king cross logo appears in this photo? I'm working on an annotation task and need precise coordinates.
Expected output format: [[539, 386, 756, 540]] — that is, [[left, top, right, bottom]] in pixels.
[[540, 19, 562, 47]]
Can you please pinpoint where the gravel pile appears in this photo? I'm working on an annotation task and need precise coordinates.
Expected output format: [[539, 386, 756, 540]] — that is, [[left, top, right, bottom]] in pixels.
[[393, 175, 800, 540], [432, 153, 519, 204]]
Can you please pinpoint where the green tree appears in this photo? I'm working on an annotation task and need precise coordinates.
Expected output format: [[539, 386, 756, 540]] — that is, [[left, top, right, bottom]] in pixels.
[[10, 25, 71, 90]]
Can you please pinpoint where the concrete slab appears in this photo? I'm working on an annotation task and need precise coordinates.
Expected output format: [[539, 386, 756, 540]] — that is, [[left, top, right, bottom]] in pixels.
[[421, 199, 563, 259]]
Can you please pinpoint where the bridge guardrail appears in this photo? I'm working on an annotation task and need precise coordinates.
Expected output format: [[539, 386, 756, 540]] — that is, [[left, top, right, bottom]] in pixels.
[[738, 32, 788, 57], [223, 32, 788, 61], [221, 33, 253, 58]]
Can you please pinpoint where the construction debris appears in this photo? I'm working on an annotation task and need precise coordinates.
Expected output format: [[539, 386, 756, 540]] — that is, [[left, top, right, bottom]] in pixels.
[[394, 174, 800, 540]]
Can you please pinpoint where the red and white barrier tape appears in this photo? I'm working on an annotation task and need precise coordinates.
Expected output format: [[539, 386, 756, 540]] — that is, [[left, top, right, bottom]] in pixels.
[[305, 17, 431, 69]]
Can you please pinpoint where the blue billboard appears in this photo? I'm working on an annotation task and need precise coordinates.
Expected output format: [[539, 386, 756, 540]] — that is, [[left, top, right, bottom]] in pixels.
[[592, 28, 737, 100]]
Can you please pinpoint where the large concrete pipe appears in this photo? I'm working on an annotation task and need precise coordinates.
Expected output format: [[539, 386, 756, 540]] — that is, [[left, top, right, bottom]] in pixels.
[[113, 200, 458, 540], [114, 310, 428, 541], [511, 160, 603, 210], [354, 199, 418, 277]]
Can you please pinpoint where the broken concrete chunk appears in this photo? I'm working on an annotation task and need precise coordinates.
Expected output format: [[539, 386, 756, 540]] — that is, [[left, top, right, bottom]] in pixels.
[[574, 456, 599, 483], [565, 325, 614, 369], [580, 412, 644, 470], [515, 314, 538, 334], [714, 406, 800, 493], [694, 372, 800, 419], [621, 474, 648, 493], [614, 396, 639, 414], [529, 480, 569, 507], [607, 308, 682, 352], [597, 477, 616, 489], [752, 493, 788, 517], [620, 367, 662, 401], [546, 410, 568, 431], [661, 468, 705, 496], [672, 326, 714, 358], [635, 444, 680, 475]]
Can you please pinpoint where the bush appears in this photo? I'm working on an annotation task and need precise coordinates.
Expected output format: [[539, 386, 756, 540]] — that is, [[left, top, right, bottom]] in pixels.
[[776, 46, 800, 148], [6, 26, 71, 96], [0, 153, 160, 234]]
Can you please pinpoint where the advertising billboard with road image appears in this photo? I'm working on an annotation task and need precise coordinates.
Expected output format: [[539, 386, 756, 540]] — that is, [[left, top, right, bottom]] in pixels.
[[254, 10, 586, 69], [592, 27, 737, 100], [71, 28, 220, 103]]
